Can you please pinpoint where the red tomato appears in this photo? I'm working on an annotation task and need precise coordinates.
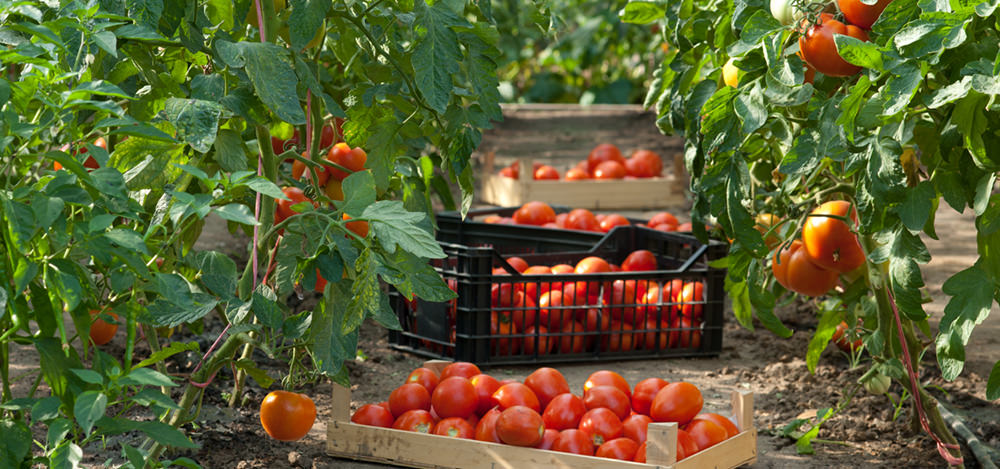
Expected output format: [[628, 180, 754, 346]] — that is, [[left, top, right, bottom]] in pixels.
[[538, 291, 574, 329], [499, 165, 519, 179], [391, 409, 435, 433], [676, 222, 693, 231], [632, 378, 669, 415], [522, 326, 554, 356], [512, 201, 557, 226], [652, 223, 678, 232], [623, 414, 652, 444], [474, 408, 502, 442], [88, 310, 118, 346], [583, 386, 632, 420], [675, 281, 705, 319], [431, 377, 478, 419], [593, 160, 627, 179], [560, 283, 591, 307], [799, 13, 869, 77], [440, 362, 482, 381], [587, 143, 625, 173], [554, 212, 569, 228], [578, 408, 624, 447], [626, 150, 663, 178], [491, 314, 521, 356], [685, 418, 729, 451], [377, 401, 391, 413], [552, 429, 595, 456], [596, 437, 640, 461], [693, 413, 740, 438], [634, 441, 648, 463], [536, 428, 560, 450], [832, 320, 864, 352], [522, 265, 554, 301], [469, 374, 503, 416], [324, 142, 367, 181], [565, 167, 590, 180], [638, 318, 670, 350], [291, 154, 331, 187], [801, 200, 866, 273], [491, 282, 525, 307], [505, 256, 530, 273], [496, 294, 537, 332], [583, 370, 631, 398], [647, 212, 679, 228], [534, 165, 560, 180], [677, 428, 700, 460], [492, 383, 541, 412], [668, 317, 703, 348], [564, 208, 601, 232], [551, 264, 574, 275], [496, 406, 545, 447], [621, 250, 657, 272], [771, 239, 839, 296], [351, 404, 394, 428], [271, 130, 299, 157], [601, 322, 637, 352], [557, 320, 588, 353], [574, 256, 612, 300], [275, 187, 314, 224], [650, 382, 703, 424], [432, 417, 475, 438], [599, 214, 630, 232], [603, 279, 648, 325], [838, 0, 892, 29], [542, 393, 587, 430], [524, 368, 570, 410], [404, 367, 440, 393], [583, 308, 611, 350], [343, 213, 369, 238], [389, 383, 432, 418]]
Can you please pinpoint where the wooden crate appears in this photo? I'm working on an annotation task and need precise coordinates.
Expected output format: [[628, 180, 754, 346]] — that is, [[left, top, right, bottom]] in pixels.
[[327, 361, 757, 469], [476, 104, 688, 211]]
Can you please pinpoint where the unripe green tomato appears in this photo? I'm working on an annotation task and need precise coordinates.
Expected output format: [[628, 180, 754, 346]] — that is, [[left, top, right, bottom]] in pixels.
[[770, 0, 802, 25], [864, 373, 891, 395]]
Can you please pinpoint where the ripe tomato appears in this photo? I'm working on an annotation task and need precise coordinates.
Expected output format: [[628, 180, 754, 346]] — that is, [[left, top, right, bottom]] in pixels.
[[596, 437, 640, 461], [522, 265, 554, 301], [469, 374, 502, 416], [693, 413, 740, 438], [578, 407, 624, 447], [474, 408, 502, 442], [512, 201, 557, 226], [564, 208, 601, 232], [392, 409, 435, 433], [499, 165, 519, 179], [275, 187, 313, 224], [602, 322, 637, 352], [755, 213, 783, 250], [432, 377, 478, 419], [505, 256, 530, 273], [583, 385, 632, 420], [538, 291, 574, 329], [631, 377, 669, 415], [623, 414, 653, 444], [432, 417, 475, 438], [647, 212, 679, 229], [599, 214, 630, 232], [685, 418, 729, 451], [603, 279, 648, 325], [292, 155, 331, 187], [560, 283, 591, 307], [389, 383, 431, 418], [271, 129, 300, 158], [593, 160, 626, 179], [587, 143, 625, 173], [584, 370, 631, 398], [668, 317, 702, 348], [404, 367, 440, 393], [56, 137, 107, 170], [343, 214, 369, 238], [801, 200, 866, 273], [675, 281, 704, 319], [324, 178, 344, 201], [626, 150, 663, 178], [551, 264, 574, 275], [552, 429, 595, 456], [536, 428, 560, 450], [832, 320, 864, 352], [542, 393, 587, 430], [522, 326, 554, 356], [324, 142, 367, 181], [491, 314, 521, 356], [677, 428, 700, 460], [260, 390, 316, 441], [351, 404, 394, 428], [634, 441, 648, 463], [491, 282, 525, 307], [557, 320, 588, 353], [524, 367, 570, 409], [565, 167, 590, 180], [799, 13, 869, 77], [574, 256, 611, 298], [838, 0, 892, 29], [534, 165, 560, 180], [650, 382, 703, 424], [492, 383, 541, 412], [621, 250, 657, 272], [638, 318, 670, 350], [771, 239, 839, 296], [89, 310, 118, 345], [440, 362, 481, 381], [496, 406, 545, 447]]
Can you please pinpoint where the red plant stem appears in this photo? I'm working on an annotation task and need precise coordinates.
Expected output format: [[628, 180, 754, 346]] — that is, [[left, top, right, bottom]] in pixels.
[[886, 289, 963, 465]]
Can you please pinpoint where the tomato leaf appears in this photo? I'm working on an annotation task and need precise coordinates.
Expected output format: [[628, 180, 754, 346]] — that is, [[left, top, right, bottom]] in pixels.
[[340, 169, 377, 218], [214, 203, 259, 226], [895, 180, 937, 233], [234, 358, 276, 389], [345, 249, 380, 334], [120, 368, 177, 388], [366, 201, 444, 259], [727, 276, 753, 330], [49, 442, 83, 469], [734, 83, 766, 135], [728, 11, 781, 56], [880, 63, 923, 116], [987, 360, 1000, 400], [378, 249, 456, 303], [937, 263, 996, 380], [252, 287, 284, 331], [311, 281, 359, 379], [134, 341, 200, 370], [621, 1, 666, 24], [808, 307, 842, 374], [288, 0, 329, 51], [135, 421, 199, 449], [412, 0, 465, 113], [212, 129, 248, 172], [73, 391, 107, 437], [239, 42, 306, 125], [835, 35, 884, 71]]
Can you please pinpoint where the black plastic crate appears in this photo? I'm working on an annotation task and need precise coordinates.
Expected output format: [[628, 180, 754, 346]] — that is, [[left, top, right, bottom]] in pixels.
[[389, 224, 728, 366], [436, 205, 612, 255]]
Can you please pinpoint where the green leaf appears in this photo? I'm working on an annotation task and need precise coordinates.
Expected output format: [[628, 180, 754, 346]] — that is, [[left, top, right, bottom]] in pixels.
[[728, 11, 782, 56], [49, 442, 83, 469], [378, 249, 456, 302], [1, 197, 37, 254], [47, 259, 84, 313], [111, 137, 187, 190], [213, 129, 248, 172], [895, 181, 937, 233], [136, 421, 198, 449], [32, 396, 63, 422], [733, 83, 766, 135], [925, 76, 971, 109], [311, 281, 358, 378], [0, 419, 32, 467], [105, 228, 151, 255], [621, 1, 666, 24], [73, 391, 108, 437], [988, 360, 1000, 400], [808, 308, 842, 373], [881, 64, 923, 116], [234, 358, 276, 388], [244, 177, 287, 201], [132, 389, 182, 410], [288, 0, 329, 51], [134, 341, 200, 369], [835, 35, 883, 71], [346, 249, 380, 334], [46, 418, 72, 450], [282, 310, 312, 339], [937, 263, 996, 380], [365, 201, 445, 259], [163, 98, 228, 153], [122, 443, 145, 469], [213, 203, 259, 226], [340, 170, 377, 217], [252, 287, 284, 331], [240, 42, 306, 124], [727, 276, 753, 329], [145, 296, 217, 328], [69, 369, 104, 385], [413, 0, 464, 113], [121, 368, 177, 387], [194, 251, 238, 299]]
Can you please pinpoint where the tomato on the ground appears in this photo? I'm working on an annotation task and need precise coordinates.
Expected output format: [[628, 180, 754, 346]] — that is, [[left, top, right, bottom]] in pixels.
[[260, 390, 316, 441]]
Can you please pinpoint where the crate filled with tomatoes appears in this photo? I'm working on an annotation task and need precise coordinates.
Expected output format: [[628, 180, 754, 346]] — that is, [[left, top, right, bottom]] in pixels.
[[327, 360, 757, 468], [389, 209, 727, 365]]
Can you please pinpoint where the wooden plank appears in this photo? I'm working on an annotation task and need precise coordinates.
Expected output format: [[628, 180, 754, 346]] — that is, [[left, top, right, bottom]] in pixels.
[[327, 382, 756, 469], [482, 172, 685, 210]]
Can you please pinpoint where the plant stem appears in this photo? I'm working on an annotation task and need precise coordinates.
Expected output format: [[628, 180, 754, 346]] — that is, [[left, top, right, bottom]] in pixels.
[[140, 324, 171, 397], [1, 340, 11, 405]]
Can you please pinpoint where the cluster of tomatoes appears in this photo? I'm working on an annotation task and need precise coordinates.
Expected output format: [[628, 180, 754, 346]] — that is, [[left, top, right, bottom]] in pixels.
[[497, 143, 664, 181], [52, 137, 109, 171], [351, 363, 739, 462], [770, 200, 864, 297], [482, 200, 697, 232], [777, 0, 889, 77]]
